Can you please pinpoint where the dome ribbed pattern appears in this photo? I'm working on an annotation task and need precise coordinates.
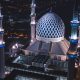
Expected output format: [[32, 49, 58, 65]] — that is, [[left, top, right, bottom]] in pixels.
[[36, 12, 65, 39]]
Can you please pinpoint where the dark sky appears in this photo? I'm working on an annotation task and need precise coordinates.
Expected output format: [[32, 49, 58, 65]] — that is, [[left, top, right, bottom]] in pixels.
[[1, 0, 80, 39]]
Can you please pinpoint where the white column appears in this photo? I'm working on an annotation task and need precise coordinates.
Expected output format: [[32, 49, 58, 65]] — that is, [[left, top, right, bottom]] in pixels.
[[30, 0, 36, 43]]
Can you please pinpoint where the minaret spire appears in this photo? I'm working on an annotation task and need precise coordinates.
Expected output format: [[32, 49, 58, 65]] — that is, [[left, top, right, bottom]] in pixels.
[[30, 0, 36, 43], [70, 0, 79, 40], [0, 5, 5, 79], [67, 0, 79, 80]]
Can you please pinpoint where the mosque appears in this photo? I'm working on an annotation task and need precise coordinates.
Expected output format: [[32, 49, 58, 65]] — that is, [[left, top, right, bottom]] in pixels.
[[23, 0, 69, 60], [11, 0, 70, 79], [13, 11, 69, 80], [0, 0, 80, 80], [12, 0, 80, 80], [23, 12, 69, 60]]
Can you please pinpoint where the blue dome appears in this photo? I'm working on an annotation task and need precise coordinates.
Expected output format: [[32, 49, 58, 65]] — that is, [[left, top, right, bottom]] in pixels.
[[36, 12, 65, 42]]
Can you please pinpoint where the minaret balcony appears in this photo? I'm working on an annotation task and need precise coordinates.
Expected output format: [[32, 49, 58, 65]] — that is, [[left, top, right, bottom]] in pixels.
[[0, 28, 4, 34]]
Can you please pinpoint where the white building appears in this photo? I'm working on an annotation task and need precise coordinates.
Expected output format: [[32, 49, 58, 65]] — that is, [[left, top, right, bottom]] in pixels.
[[23, 12, 70, 60]]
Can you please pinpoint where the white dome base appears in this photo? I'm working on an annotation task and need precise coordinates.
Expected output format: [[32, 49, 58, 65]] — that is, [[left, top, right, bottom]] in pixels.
[[36, 35, 64, 43]]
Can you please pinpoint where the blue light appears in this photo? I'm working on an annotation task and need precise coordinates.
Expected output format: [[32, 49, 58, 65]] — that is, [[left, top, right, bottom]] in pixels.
[[71, 20, 79, 24], [70, 39, 78, 44], [0, 44, 5, 48], [0, 31, 4, 34], [71, 20, 79, 27], [71, 24, 79, 27], [68, 54, 77, 59]]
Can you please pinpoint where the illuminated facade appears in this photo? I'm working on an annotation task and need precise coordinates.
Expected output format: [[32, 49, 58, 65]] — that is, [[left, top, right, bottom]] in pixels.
[[67, 7, 79, 57], [67, 14, 79, 80], [24, 11, 70, 60], [67, 1, 79, 79], [20, 10, 69, 80], [36, 12, 65, 43], [7, 1, 80, 80]]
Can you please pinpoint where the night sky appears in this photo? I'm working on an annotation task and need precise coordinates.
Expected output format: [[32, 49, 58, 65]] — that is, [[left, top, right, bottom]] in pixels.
[[0, 1, 80, 79], [1, 0, 80, 39]]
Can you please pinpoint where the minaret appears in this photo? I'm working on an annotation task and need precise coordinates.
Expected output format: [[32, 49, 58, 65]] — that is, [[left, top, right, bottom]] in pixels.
[[0, 6, 5, 79], [78, 6, 80, 47], [67, 0, 79, 80], [30, 0, 36, 43], [77, 26, 80, 57], [77, 5, 80, 60], [78, 26, 80, 46]]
